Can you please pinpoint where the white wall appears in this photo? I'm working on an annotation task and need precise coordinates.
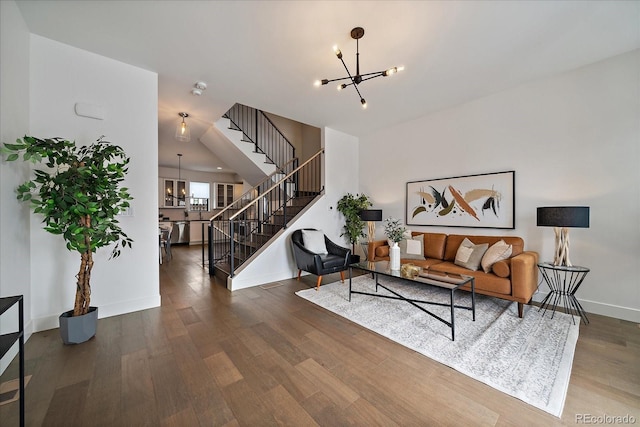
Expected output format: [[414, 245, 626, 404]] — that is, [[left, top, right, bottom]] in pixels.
[[28, 35, 160, 331], [228, 127, 359, 290], [264, 112, 321, 163], [360, 50, 640, 322], [265, 112, 303, 155], [0, 0, 32, 373], [301, 124, 322, 163]]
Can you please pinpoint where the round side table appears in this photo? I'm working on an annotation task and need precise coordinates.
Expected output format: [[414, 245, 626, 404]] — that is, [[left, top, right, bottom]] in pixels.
[[537, 262, 590, 325]]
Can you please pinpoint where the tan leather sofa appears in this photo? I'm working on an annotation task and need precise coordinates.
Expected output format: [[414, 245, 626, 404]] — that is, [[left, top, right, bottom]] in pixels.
[[368, 232, 539, 318]]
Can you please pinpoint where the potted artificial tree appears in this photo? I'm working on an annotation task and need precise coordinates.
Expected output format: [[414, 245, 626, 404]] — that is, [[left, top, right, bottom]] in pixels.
[[336, 193, 371, 262], [2, 136, 133, 344]]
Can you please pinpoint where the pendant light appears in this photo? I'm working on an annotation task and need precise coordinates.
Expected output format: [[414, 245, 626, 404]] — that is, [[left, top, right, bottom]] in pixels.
[[314, 27, 404, 109], [175, 112, 191, 142]]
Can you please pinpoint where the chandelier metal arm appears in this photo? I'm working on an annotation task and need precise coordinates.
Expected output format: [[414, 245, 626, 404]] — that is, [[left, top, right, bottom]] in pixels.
[[321, 76, 355, 84], [333, 71, 390, 90], [337, 56, 357, 86], [352, 81, 366, 105], [320, 69, 394, 87], [359, 73, 387, 82], [358, 70, 389, 78], [337, 55, 366, 104]]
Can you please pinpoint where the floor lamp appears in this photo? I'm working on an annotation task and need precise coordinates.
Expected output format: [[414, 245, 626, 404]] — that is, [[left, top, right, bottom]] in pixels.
[[537, 206, 590, 266], [359, 209, 383, 260]]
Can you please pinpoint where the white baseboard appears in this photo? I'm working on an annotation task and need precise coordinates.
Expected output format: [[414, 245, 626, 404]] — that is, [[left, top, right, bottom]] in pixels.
[[578, 299, 640, 323], [97, 295, 162, 319], [228, 269, 299, 291], [30, 294, 162, 334], [533, 292, 639, 323]]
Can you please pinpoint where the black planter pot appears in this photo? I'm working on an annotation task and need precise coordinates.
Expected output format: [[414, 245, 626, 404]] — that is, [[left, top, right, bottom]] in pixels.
[[350, 254, 361, 264], [59, 306, 98, 345]]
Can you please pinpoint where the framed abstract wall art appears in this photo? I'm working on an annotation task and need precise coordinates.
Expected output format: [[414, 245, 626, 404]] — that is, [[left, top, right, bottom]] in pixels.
[[406, 171, 515, 229]]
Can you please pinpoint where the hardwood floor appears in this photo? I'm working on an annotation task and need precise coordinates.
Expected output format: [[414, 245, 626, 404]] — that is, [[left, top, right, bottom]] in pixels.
[[2, 245, 638, 426]]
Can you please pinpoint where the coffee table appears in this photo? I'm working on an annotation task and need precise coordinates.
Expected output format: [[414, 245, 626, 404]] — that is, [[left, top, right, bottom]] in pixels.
[[349, 261, 475, 341]]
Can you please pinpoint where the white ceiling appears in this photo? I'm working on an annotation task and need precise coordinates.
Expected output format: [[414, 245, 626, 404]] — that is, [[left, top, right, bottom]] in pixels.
[[15, 1, 640, 172]]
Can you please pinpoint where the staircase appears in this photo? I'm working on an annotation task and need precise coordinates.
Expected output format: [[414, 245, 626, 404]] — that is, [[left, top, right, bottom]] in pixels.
[[223, 103, 296, 175], [208, 104, 323, 279]]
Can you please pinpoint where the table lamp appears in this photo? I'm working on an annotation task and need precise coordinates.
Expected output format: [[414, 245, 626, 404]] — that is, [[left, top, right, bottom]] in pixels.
[[359, 209, 383, 242], [537, 206, 589, 266]]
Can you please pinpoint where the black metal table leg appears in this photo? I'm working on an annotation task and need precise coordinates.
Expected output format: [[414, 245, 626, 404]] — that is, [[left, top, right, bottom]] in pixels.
[[538, 263, 590, 325], [450, 289, 455, 341], [471, 278, 476, 321], [348, 265, 352, 302]]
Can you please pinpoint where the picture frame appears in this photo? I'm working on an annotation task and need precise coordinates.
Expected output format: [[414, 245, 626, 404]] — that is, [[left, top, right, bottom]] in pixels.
[[406, 171, 515, 229]]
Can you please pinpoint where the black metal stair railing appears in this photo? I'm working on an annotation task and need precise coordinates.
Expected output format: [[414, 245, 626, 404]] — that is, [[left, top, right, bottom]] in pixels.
[[206, 157, 298, 267], [223, 103, 296, 173], [209, 149, 324, 278]]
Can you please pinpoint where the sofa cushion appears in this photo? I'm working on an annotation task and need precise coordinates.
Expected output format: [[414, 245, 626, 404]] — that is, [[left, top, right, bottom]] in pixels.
[[399, 234, 426, 260], [454, 238, 489, 271], [481, 240, 513, 273], [415, 232, 447, 260], [492, 259, 511, 278], [301, 229, 327, 254]]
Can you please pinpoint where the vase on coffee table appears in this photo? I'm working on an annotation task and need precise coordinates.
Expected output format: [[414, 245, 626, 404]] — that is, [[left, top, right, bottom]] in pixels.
[[390, 242, 401, 270]]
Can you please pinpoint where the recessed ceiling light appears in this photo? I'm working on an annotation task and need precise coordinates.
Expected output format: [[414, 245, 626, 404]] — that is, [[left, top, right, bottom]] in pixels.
[[216, 167, 222, 170]]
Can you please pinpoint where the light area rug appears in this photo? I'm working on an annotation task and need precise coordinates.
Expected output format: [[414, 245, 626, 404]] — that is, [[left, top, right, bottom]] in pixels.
[[296, 275, 579, 417]]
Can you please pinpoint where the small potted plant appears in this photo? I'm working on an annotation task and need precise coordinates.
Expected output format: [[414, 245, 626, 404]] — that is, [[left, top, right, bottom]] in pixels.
[[384, 217, 407, 270], [336, 193, 371, 262], [2, 136, 133, 344]]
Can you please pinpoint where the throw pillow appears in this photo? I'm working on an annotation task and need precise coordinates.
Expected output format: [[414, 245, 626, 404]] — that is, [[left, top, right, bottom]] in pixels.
[[481, 240, 513, 273], [376, 245, 389, 258], [301, 230, 327, 255], [399, 234, 426, 260], [454, 238, 489, 271], [492, 259, 511, 278]]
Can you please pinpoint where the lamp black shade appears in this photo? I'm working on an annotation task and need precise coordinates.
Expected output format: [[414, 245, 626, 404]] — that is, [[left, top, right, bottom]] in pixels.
[[359, 209, 383, 222], [537, 206, 590, 228]]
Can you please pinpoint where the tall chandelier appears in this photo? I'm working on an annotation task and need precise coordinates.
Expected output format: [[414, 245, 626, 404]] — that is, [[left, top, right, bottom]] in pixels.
[[314, 27, 404, 109]]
